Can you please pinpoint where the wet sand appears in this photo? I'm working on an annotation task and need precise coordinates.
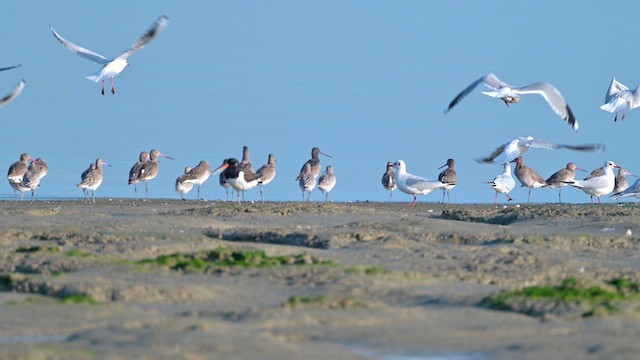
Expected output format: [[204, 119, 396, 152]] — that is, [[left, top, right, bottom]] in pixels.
[[0, 200, 639, 359]]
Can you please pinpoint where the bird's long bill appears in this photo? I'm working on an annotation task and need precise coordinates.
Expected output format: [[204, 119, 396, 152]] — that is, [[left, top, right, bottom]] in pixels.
[[211, 163, 229, 176], [103, 162, 113, 167], [575, 167, 588, 172], [438, 163, 447, 169], [319, 151, 333, 158], [159, 153, 174, 160]]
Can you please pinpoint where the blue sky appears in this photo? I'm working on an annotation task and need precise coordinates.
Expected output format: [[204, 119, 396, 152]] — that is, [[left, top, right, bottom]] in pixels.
[[0, 1, 638, 203]]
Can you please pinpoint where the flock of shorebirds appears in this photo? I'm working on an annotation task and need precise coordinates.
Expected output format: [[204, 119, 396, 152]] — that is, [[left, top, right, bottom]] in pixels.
[[2, 16, 640, 205]]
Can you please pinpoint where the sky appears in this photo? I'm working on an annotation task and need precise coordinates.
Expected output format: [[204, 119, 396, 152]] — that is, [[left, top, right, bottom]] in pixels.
[[0, 1, 638, 204]]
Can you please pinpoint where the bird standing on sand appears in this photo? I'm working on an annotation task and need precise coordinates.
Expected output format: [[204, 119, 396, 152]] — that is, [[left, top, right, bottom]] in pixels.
[[600, 78, 640, 122], [381, 162, 396, 200], [255, 153, 276, 202], [487, 162, 515, 205], [513, 157, 546, 203], [317, 165, 336, 202], [612, 168, 637, 199], [544, 163, 586, 203], [175, 166, 194, 200], [7, 153, 33, 200], [21, 158, 48, 201], [611, 178, 640, 201], [567, 161, 620, 204], [128, 151, 150, 200], [77, 158, 111, 203], [50, 16, 169, 95], [476, 136, 604, 165], [296, 147, 332, 181], [137, 149, 174, 199], [437, 158, 457, 203], [298, 162, 315, 202], [178, 160, 211, 200], [212, 158, 261, 205], [445, 73, 578, 131], [393, 160, 447, 207], [239, 146, 254, 201]]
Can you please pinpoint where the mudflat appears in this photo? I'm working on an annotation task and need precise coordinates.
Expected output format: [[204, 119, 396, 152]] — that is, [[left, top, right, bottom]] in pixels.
[[0, 200, 639, 359]]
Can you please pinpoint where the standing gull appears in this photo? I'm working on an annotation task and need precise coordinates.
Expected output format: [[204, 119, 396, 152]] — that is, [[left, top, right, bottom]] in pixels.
[[175, 166, 194, 200], [7, 153, 33, 201], [128, 151, 149, 200], [393, 160, 447, 207], [296, 147, 332, 181], [567, 161, 620, 204], [437, 159, 457, 203], [381, 162, 396, 200], [77, 158, 111, 203], [317, 165, 336, 202], [50, 16, 169, 95], [445, 73, 578, 131], [544, 162, 586, 203], [179, 160, 212, 200], [255, 153, 276, 202], [487, 162, 515, 205], [600, 78, 640, 121], [476, 136, 604, 165], [513, 157, 546, 203], [137, 149, 174, 199]]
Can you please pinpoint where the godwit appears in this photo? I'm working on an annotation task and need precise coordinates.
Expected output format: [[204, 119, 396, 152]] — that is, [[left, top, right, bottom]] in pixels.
[[211, 158, 261, 205], [600, 78, 640, 121], [239, 146, 254, 201], [381, 161, 396, 200], [298, 162, 315, 202], [611, 179, 640, 200], [613, 168, 637, 196], [513, 157, 547, 203], [487, 162, 515, 205], [255, 153, 276, 202], [128, 151, 149, 199], [21, 158, 48, 201], [437, 158, 457, 203], [566, 161, 619, 204], [296, 147, 332, 181], [393, 160, 447, 207], [137, 149, 174, 199], [445, 73, 578, 131], [77, 158, 111, 203], [50, 16, 169, 95], [544, 162, 586, 203], [7, 153, 33, 201], [175, 166, 194, 201], [317, 165, 336, 202], [179, 160, 211, 199], [476, 136, 604, 165]]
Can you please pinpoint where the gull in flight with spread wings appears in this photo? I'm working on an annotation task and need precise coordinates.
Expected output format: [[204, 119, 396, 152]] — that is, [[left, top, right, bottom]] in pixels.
[[476, 136, 604, 165], [0, 64, 25, 108], [600, 78, 640, 122], [50, 16, 168, 95], [445, 73, 578, 131]]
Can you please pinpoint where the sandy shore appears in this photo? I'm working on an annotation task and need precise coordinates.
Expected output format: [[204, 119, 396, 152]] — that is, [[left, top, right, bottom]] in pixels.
[[0, 200, 639, 359]]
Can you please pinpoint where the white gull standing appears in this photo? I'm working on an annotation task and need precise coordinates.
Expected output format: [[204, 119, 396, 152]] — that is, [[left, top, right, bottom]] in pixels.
[[445, 73, 578, 131], [600, 78, 640, 122], [567, 161, 619, 204], [50, 16, 169, 95], [393, 160, 448, 207], [476, 136, 604, 165], [486, 162, 516, 205]]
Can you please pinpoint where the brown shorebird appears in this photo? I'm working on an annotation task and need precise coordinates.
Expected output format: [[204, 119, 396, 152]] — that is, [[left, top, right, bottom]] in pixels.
[[128, 151, 149, 199], [77, 158, 111, 203], [238, 146, 254, 201], [298, 162, 315, 202], [437, 158, 457, 203], [612, 168, 637, 200], [175, 166, 194, 200], [137, 149, 174, 199], [296, 147, 332, 181], [179, 160, 211, 199], [567, 161, 620, 204], [513, 157, 547, 203], [7, 153, 33, 200], [486, 162, 515, 205], [255, 153, 276, 202], [317, 165, 336, 202], [219, 164, 232, 201], [381, 161, 396, 200], [212, 158, 261, 205], [544, 162, 587, 203], [21, 158, 48, 201]]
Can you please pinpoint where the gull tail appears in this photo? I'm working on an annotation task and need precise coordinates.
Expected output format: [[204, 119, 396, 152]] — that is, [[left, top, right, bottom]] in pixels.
[[85, 70, 103, 83], [600, 102, 618, 113]]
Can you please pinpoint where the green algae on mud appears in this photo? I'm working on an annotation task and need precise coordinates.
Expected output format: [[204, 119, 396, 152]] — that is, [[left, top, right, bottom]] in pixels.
[[481, 278, 640, 318]]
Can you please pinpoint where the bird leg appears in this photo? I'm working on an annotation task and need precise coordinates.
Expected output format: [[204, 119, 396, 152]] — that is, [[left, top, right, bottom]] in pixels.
[[144, 181, 149, 200], [614, 113, 618, 122], [410, 195, 418, 207], [111, 77, 115, 94], [622, 112, 626, 121], [494, 193, 498, 205], [506, 193, 514, 202], [101, 80, 105, 95], [598, 196, 602, 204], [590, 195, 594, 204]]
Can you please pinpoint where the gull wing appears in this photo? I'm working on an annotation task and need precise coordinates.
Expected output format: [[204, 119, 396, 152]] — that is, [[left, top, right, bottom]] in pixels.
[[0, 64, 20, 72], [630, 86, 640, 110], [475, 141, 510, 164], [404, 176, 444, 191], [604, 78, 628, 103], [50, 25, 110, 64], [118, 16, 169, 60], [0, 80, 25, 108], [514, 82, 578, 131], [445, 73, 510, 113], [527, 138, 604, 153]]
